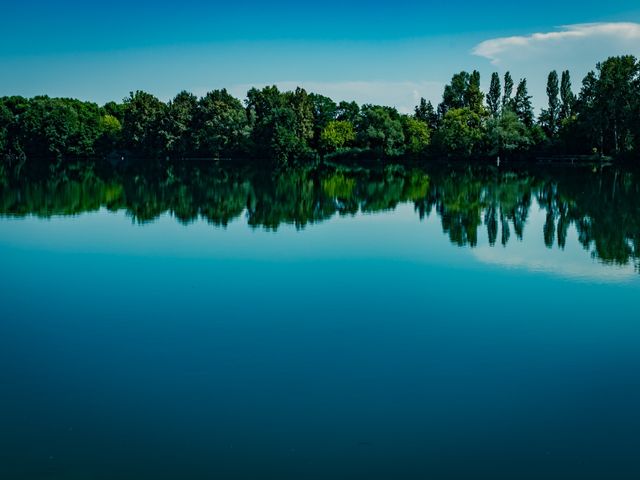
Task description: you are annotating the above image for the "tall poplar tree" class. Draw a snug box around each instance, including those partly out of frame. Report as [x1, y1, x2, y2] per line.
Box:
[487, 72, 501, 117]
[559, 70, 575, 121]
[503, 72, 514, 111]
[513, 79, 534, 127]
[540, 71, 560, 136]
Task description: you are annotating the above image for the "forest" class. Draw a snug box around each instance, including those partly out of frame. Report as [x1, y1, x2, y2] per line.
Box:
[1, 55, 639, 167]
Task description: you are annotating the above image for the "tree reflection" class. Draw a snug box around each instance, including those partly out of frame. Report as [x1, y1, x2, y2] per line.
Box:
[1, 161, 638, 271]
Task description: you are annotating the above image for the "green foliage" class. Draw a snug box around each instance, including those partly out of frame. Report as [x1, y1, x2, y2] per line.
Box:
[487, 109, 533, 157]
[573, 56, 640, 155]
[320, 120, 356, 151]
[4, 55, 640, 164]
[539, 71, 560, 137]
[414, 98, 438, 131]
[194, 89, 249, 158]
[559, 70, 575, 121]
[0, 101, 12, 155]
[465, 71, 485, 114]
[441, 72, 470, 113]
[440, 70, 485, 116]
[161, 91, 198, 156]
[13, 96, 104, 159]
[309, 93, 337, 146]
[336, 101, 360, 124]
[502, 72, 514, 111]
[487, 73, 501, 117]
[122, 91, 167, 158]
[436, 108, 485, 157]
[246, 85, 315, 165]
[357, 105, 405, 156]
[401, 116, 430, 155]
[512, 79, 534, 127]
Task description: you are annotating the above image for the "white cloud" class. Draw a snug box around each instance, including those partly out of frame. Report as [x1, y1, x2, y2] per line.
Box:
[472, 22, 640, 65]
[222, 80, 444, 114]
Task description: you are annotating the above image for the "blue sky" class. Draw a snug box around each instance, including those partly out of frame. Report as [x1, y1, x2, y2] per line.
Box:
[2, 1, 640, 111]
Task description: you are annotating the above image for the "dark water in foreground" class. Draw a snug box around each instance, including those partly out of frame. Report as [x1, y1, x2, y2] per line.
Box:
[1, 163, 639, 479]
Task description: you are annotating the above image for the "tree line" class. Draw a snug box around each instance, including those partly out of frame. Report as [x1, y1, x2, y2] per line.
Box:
[1, 55, 639, 166]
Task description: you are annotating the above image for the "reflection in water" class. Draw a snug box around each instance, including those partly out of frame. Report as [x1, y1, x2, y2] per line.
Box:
[1, 161, 639, 272]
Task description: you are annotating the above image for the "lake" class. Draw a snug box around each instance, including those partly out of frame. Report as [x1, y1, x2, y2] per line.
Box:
[1, 162, 639, 479]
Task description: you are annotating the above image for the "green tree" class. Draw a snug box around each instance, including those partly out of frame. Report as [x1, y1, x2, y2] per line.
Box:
[487, 109, 532, 158]
[414, 98, 439, 131]
[194, 89, 250, 158]
[320, 120, 356, 151]
[574, 56, 640, 155]
[309, 93, 337, 146]
[503, 72, 514, 111]
[513, 79, 534, 127]
[465, 70, 485, 114]
[401, 116, 430, 154]
[336, 101, 360, 124]
[596, 56, 639, 154]
[440, 72, 470, 113]
[246, 86, 314, 165]
[122, 91, 167, 158]
[436, 108, 485, 157]
[357, 105, 405, 156]
[16, 96, 103, 159]
[539, 71, 560, 137]
[559, 70, 575, 121]
[487, 72, 502, 117]
[96, 114, 122, 154]
[0, 101, 12, 155]
[161, 91, 198, 156]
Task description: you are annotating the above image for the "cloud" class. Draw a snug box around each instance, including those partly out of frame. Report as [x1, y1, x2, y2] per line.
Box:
[222, 80, 444, 114]
[472, 22, 640, 65]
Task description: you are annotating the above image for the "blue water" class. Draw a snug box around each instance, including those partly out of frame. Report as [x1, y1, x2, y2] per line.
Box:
[1, 182, 640, 478]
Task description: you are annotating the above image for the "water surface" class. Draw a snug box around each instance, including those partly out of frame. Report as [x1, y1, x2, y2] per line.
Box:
[1, 163, 639, 479]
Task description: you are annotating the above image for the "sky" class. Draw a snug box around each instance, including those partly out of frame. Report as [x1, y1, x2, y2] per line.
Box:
[2, 1, 640, 112]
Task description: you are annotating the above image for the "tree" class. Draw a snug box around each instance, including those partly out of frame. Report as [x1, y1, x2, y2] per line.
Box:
[285, 87, 315, 145]
[487, 109, 532, 158]
[414, 98, 439, 131]
[539, 71, 560, 137]
[246, 86, 314, 165]
[15, 96, 104, 159]
[161, 91, 198, 156]
[574, 56, 640, 155]
[513, 79, 534, 127]
[0, 101, 12, 155]
[503, 72, 514, 111]
[487, 72, 501, 117]
[401, 116, 430, 155]
[195, 89, 250, 158]
[465, 70, 485, 114]
[122, 91, 167, 158]
[440, 72, 470, 114]
[96, 114, 122, 154]
[595, 56, 639, 154]
[336, 101, 360, 124]
[436, 108, 485, 157]
[357, 105, 405, 156]
[309, 93, 337, 145]
[440, 71, 485, 116]
[559, 70, 575, 121]
[320, 120, 356, 151]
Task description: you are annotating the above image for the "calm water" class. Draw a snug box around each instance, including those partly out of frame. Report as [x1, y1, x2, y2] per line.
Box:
[1, 163, 639, 479]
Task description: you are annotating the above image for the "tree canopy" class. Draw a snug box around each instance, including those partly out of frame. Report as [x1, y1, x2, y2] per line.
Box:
[2, 55, 640, 166]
